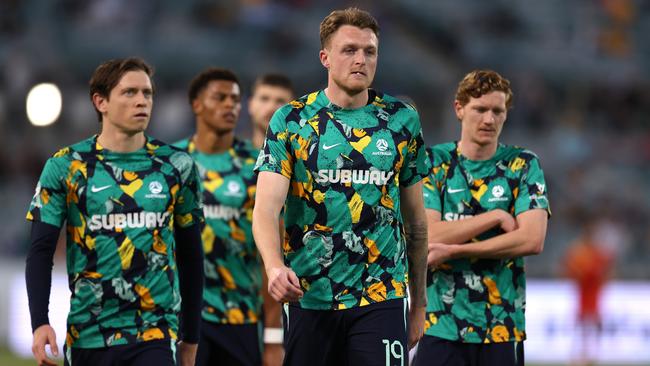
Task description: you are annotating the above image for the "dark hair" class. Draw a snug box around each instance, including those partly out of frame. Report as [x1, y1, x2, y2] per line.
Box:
[455, 69, 514, 109]
[319, 7, 379, 49]
[251, 73, 294, 96]
[89, 57, 154, 122]
[187, 67, 240, 104]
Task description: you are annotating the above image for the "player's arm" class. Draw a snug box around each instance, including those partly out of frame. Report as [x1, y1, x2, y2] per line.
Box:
[428, 209, 547, 267]
[261, 269, 284, 366]
[174, 222, 204, 366]
[26, 221, 61, 366]
[399, 181, 428, 349]
[421, 149, 515, 246]
[261, 218, 285, 365]
[173, 157, 206, 366]
[253, 172, 303, 303]
[426, 208, 516, 244]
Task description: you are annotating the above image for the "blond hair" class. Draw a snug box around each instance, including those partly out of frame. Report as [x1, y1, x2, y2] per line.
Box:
[455, 70, 513, 109]
[319, 7, 379, 49]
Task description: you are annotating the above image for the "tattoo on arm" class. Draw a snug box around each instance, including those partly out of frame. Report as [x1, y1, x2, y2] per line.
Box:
[404, 222, 428, 307]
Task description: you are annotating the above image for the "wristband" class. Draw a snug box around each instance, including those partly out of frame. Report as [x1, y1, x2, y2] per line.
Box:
[264, 327, 283, 344]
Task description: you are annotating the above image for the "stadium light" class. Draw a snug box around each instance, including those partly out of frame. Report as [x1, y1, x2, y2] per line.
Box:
[26, 83, 62, 127]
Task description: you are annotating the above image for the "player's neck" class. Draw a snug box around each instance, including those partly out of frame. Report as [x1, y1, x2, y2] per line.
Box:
[193, 123, 234, 154]
[324, 86, 368, 109]
[252, 122, 266, 149]
[97, 127, 145, 153]
[458, 140, 498, 161]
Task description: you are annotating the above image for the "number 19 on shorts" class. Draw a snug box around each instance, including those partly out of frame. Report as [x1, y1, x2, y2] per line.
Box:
[382, 339, 404, 366]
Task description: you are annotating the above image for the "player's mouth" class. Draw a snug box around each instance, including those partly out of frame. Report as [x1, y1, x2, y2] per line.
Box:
[222, 112, 237, 122]
[134, 112, 149, 119]
[351, 71, 366, 76]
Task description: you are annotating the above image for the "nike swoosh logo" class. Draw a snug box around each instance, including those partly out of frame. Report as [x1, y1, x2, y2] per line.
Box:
[323, 143, 341, 150]
[91, 185, 111, 193]
[447, 188, 466, 194]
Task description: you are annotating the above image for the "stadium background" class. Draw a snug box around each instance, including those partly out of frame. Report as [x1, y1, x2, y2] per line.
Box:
[0, 0, 648, 364]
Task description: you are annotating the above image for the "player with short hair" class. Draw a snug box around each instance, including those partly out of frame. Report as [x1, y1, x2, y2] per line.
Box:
[247, 72, 295, 365]
[253, 7, 430, 365]
[174, 67, 281, 366]
[249, 73, 294, 149]
[413, 70, 550, 366]
[25, 57, 204, 366]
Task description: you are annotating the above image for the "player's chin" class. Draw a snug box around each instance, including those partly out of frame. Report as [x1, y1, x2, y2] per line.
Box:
[122, 122, 148, 135]
[354, 77, 372, 87]
[215, 124, 236, 134]
[344, 83, 371, 95]
[131, 116, 150, 126]
[475, 135, 498, 145]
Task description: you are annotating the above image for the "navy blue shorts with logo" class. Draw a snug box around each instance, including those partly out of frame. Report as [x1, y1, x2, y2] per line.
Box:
[64, 339, 176, 366]
[195, 321, 262, 366]
[282, 298, 409, 366]
[412, 335, 524, 366]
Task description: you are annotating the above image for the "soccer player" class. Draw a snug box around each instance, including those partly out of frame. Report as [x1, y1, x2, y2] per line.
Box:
[247, 73, 294, 364]
[25, 57, 204, 366]
[253, 7, 430, 365]
[413, 70, 550, 366]
[174, 68, 279, 366]
[248, 73, 294, 149]
[563, 219, 613, 365]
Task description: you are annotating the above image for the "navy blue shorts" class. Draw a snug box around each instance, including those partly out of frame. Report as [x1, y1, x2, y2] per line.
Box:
[282, 298, 409, 366]
[412, 335, 524, 366]
[64, 339, 176, 366]
[195, 321, 262, 366]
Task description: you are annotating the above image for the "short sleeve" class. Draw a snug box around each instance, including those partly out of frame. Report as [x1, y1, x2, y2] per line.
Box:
[172, 152, 204, 228]
[422, 147, 443, 211]
[26, 157, 67, 228]
[254, 107, 293, 179]
[513, 152, 551, 217]
[398, 111, 431, 187]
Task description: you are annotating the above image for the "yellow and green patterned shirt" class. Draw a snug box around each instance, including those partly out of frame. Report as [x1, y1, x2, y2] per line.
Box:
[255, 90, 431, 310]
[27, 135, 203, 348]
[174, 138, 262, 325]
[423, 142, 550, 343]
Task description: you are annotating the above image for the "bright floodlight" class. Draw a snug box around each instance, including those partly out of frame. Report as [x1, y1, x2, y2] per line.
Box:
[26, 83, 62, 127]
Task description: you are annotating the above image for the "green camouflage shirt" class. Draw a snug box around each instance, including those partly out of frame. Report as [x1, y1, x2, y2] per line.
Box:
[174, 138, 262, 325]
[27, 135, 203, 348]
[255, 90, 430, 310]
[423, 142, 550, 343]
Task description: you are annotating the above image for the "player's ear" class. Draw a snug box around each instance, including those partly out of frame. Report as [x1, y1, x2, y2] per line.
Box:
[319, 49, 330, 69]
[92, 93, 108, 114]
[191, 98, 202, 114]
[453, 100, 464, 122]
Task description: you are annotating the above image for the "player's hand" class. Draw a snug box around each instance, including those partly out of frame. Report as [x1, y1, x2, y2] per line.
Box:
[495, 209, 517, 232]
[178, 341, 198, 366]
[267, 265, 304, 302]
[407, 305, 426, 349]
[427, 242, 455, 268]
[263, 343, 284, 366]
[32, 324, 59, 366]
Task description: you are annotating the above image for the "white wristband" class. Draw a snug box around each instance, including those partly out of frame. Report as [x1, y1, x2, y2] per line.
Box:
[264, 328, 283, 344]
